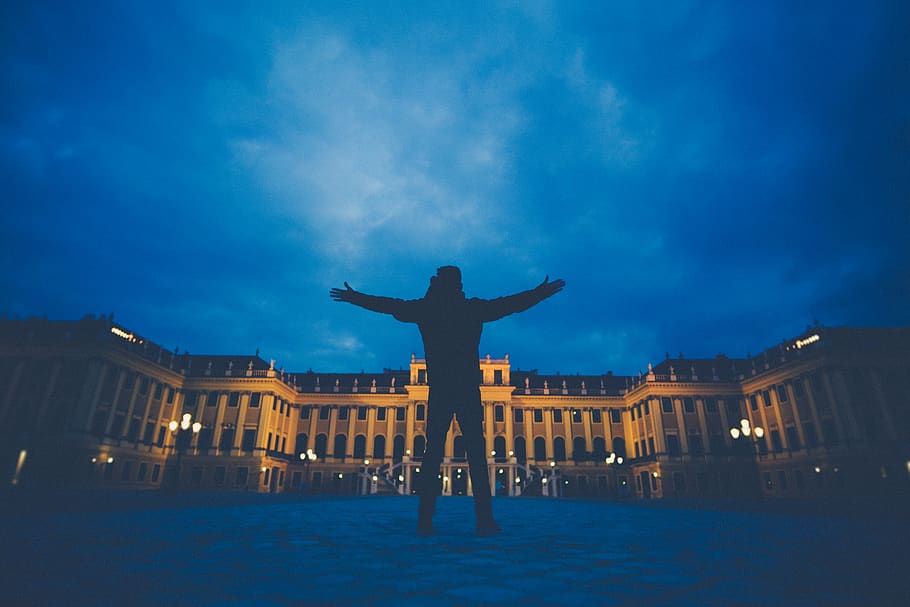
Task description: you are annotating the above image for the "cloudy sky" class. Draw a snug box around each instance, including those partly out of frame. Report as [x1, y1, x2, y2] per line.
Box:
[2, 1, 908, 375]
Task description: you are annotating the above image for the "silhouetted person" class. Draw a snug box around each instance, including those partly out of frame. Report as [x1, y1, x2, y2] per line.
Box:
[331, 266, 565, 535]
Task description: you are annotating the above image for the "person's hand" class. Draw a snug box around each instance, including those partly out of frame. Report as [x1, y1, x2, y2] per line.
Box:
[536, 276, 566, 298]
[330, 282, 357, 303]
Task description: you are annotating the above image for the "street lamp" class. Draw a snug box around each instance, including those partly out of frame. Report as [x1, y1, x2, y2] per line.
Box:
[168, 413, 202, 492]
[299, 448, 317, 490]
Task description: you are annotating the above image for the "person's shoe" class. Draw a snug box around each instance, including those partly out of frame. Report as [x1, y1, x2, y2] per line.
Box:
[476, 519, 500, 537]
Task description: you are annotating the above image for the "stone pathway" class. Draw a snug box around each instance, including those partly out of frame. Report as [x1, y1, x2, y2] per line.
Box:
[2, 493, 908, 606]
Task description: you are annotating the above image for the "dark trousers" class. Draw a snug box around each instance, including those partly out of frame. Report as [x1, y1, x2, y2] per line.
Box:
[418, 388, 493, 521]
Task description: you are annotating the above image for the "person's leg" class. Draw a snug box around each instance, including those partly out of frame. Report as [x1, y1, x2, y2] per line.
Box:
[458, 394, 499, 535]
[417, 395, 452, 535]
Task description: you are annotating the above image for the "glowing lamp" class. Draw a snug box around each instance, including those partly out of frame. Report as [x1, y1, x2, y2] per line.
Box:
[730, 427, 741, 439]
[169, 421, 179, 432]
[754, 427, 765, 438]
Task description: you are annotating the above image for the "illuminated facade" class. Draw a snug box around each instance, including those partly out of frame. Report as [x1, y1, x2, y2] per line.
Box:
[2, 316, 908, 499]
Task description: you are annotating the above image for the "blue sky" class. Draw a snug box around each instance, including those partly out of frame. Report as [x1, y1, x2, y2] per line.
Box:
[2, 1, 908, 375]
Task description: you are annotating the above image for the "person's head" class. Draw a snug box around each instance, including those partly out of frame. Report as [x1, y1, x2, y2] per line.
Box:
[429, 265, 463, 294]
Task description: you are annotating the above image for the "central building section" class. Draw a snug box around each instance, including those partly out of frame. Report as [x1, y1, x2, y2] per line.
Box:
[295, 353, 627, 497]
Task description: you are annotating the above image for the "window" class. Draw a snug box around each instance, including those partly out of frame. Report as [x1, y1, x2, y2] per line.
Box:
[263, 469, 270, 486]
[793, 379, 806, 399]
[494, 369, 503, 385]
[749, 395, 758, 411]
[494, 405, 504, 422]
[396, 407, 406, 421]
[683, 398, 695, 414]
[267, 432, 273, 451]
[184, 392, 198, 408]
[777, 385, 789, 402]
[315, 434, 328, 458]
[214, 466, 226, 485]
[763, 390, 773, 407]
[272, 398, 277, 411]
[413, 435, 425, 457]
[514, 408, 524, 423]
[153, 383, 163, 400]
[418, 369, 427, 384]
[534, 437, 547, 460]
[334, 434, 347, 458]
[572, 410, 582, 424]
[300, 406, 310, 419]
[157, 426, 166, 447]
[648, 437, 655, 455]
[634, 442, 640, 458]
[553, 409, 563, 423]
[377, 407, 386, 421]
[219, 428, 235, 453]
[143, 422, 155, 444]
[235, 467, 249, 486]
[643, 401, 650, 416]
[241, 429, 256, 452]
[514, 436, 527, 462]
[415, 404, 425, 421]
[778, 470, 788, 491]
[373, 435, 386, 459]
[661, 397, 674, 413]
[338, 407, 349, 421]
[320, 406, 331, 420]
[610, 409, 622, 424]
[151, 464, 161, 482]
[665, 434, 681, 456]
[127, 418, 141, 441]
[198, 428, 213, 451]
[591, 409, 602, 423]
[689, 433, 704, 455]
[353, 435, 366, 459]
[803, 421, 818, 447]
[705, 398, 718, 413]
[120, 461, 132, 482]
[785, 426, 800, 450]
[228, 392, 239, 407]
[207, 392, 219, 407]
[137, 463, 148, 482]
[249, 393, 261, 408]
[533, 409, 543, 423]
[279, 401, 285, 415]
[357, 406, 367, 421]
[553, 437, 566, 461]
[770, 429, 783, 452]
[139, 376, 150, 394]
[166, 388, 174, 403]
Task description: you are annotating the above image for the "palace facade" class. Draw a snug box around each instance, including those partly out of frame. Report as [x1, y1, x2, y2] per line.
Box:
[2, 316, 908, 499]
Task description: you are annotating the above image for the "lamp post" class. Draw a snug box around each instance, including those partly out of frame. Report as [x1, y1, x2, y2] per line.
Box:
[168, 413, 202, 492]
[730, 418, 765, 496]
[299, 448, 317, 491]
[605, 451, 625, 497]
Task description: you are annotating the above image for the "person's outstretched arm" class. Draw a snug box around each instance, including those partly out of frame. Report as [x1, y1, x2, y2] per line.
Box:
[477, 276, 566, 322]
[330, 282, 419, 319]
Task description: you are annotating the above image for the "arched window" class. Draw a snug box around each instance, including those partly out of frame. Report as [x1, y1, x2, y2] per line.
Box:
[416, 404, 426, 421]
[315, 433, 328, 458]
[353, 434, 366, 459]
[493, 435, 506, 458]
[514, 436, 527, 463]
[534, 436, 547, 461]
[295, 433, 308, 455]
[592, 436, 606, 459]
[613, 437, 626, 458]
[373, 435, 386, 459]
[333, 434, 347, 459]
[554, 437, 567, 461]
[393, 435, 405, 461]
[414, 435, 426, 458]
[572, 436, 587, 461]
[453, 435, 466, 460]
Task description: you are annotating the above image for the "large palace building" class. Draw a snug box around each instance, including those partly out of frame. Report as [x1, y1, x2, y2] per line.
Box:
[1, 316, 908, 499]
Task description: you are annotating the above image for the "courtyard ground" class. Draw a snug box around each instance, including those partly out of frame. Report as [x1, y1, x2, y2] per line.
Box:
[1, 490, 908, 606]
